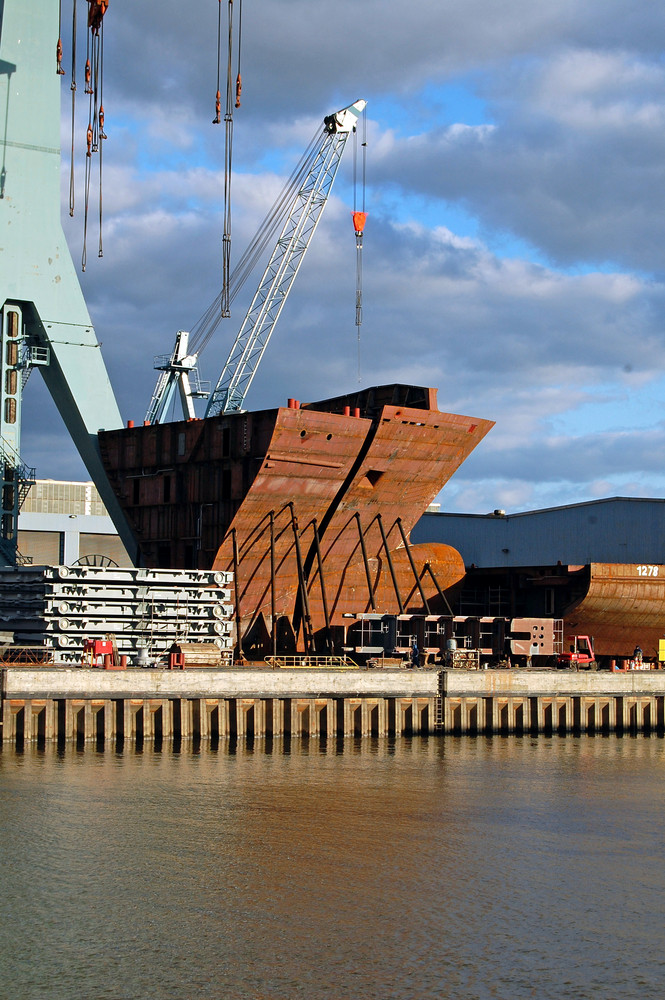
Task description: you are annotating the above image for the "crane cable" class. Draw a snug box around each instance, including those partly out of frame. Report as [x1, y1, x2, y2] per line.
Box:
[82, 11, 92, 269]
[81, 0, 107, 271]
[68, 0, 77, 218]
[235, 0, 243, 108]
[222, 0, 234, 316]
[97, 22, 106, 260]
[214, 0, 243, 317]
[352, 106, 367, 381]
[188, 125, 322, 358]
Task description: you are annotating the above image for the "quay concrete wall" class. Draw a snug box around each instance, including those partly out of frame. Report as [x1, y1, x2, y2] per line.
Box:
[440, 669, 665, 737]
[442, 669, 665, 698]
[2, 667, 665, 744]
[1, 667, 437, 701]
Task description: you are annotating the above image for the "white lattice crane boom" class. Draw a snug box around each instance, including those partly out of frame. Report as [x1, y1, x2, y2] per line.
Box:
[145, 99, 365, 423]
[204, 99, 366, 416]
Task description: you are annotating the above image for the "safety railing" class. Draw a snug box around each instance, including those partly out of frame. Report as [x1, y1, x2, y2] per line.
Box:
[264, 655, 359, 670]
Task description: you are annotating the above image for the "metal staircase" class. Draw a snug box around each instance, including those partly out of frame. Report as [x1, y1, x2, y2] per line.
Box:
[0, 436, 36, 566]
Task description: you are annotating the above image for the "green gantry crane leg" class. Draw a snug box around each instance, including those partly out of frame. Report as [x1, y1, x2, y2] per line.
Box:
[0, 0, 137, 564]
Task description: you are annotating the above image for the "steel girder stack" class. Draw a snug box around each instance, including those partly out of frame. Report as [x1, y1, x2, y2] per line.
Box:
[0, 565, 233, 663]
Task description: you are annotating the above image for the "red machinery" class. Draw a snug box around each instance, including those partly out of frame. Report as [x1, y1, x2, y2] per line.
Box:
[82, 638, 125, 669]
[558, 635, 597, 670]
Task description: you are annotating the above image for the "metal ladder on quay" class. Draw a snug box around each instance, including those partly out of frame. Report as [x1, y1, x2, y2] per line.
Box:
[434, 670, 445, 732]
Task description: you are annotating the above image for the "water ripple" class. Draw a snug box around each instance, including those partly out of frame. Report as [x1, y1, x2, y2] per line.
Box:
[1, 736, 664, 998]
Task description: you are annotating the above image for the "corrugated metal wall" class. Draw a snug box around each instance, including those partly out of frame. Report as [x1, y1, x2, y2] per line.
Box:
[412, 498, 665, 568]
[78, 533, 131, 566]
[18, 530, 61, 564]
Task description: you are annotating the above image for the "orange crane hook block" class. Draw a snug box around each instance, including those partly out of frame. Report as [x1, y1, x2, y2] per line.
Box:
[87, 0, 109, 34]
[56, 37, 65, 75]
[352, 211, 367, 236]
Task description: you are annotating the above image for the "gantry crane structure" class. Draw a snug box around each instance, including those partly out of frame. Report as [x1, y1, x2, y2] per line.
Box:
[0, 0, 137, 564]
[146, 99, 366, 423]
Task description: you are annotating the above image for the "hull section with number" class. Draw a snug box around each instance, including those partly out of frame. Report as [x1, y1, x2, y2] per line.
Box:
[562, 562, 665, 657]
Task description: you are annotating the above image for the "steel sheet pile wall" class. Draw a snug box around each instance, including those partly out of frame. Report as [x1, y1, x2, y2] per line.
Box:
[0, 566, 233, 663]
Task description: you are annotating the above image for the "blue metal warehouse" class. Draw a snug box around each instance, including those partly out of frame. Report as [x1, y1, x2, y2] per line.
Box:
[412, 498, 665, 568]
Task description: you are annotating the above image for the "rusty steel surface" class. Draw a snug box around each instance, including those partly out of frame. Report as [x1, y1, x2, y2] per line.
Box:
[508, 618, 561, 657]
[563, 562, 665, 657]
[99, 384, 493, 646]
[0, 646, 55, 665]
[212, 400, 491, 639]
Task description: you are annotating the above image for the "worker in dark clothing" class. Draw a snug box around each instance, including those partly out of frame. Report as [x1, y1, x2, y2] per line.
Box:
[410, 641, 419, 668]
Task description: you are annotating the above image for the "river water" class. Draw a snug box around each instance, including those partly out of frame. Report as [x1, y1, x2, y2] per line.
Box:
[1, 735, 664, 1000]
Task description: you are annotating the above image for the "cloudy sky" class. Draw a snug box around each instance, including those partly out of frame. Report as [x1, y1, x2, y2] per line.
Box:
[23, 0, 665, 514]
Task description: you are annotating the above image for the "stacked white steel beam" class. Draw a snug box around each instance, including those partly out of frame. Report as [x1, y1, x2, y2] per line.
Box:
[0, 565, 233, 663]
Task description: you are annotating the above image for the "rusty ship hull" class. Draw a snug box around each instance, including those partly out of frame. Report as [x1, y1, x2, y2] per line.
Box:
[99, 384, 493, 649]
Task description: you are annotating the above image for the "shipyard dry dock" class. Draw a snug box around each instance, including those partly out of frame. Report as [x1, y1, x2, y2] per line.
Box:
[2, 667, 665, 744]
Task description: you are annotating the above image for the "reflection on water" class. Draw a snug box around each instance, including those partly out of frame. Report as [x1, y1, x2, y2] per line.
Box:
[1, 736, 664, 999]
